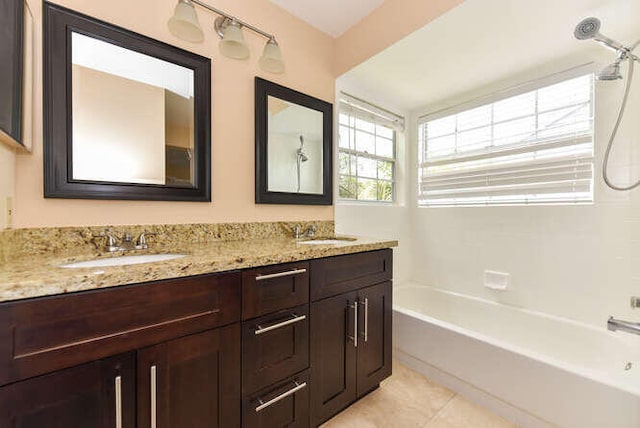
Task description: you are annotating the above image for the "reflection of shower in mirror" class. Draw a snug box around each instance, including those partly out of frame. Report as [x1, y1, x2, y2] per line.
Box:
[296, 134, 308, 192]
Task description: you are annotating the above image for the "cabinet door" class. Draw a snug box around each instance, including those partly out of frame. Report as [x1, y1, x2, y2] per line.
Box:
[357, 281, 393, 397]
[137, 325, 241, 428]
[310, 291, 358, 426]
[0, 352, 135, 428]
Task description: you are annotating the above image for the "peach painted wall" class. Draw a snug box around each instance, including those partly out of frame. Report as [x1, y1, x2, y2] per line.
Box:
[13, 0, 335, 227]
[334, 0, 465, 76]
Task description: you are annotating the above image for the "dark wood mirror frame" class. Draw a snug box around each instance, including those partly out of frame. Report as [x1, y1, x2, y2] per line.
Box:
[255, 77, 333, 205]
[0, 0, 24, 146]
[43, 2, 211, 201]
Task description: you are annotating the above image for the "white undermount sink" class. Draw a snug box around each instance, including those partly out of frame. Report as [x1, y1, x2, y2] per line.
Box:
[60, 254, 186, 268]
[298, 237, 357, 245]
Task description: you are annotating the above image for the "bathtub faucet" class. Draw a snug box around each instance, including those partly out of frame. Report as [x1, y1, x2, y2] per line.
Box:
[607, 316, 640, 336]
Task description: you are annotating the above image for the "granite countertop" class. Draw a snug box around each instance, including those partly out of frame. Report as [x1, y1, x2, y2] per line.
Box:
[0, 235, 397, 303]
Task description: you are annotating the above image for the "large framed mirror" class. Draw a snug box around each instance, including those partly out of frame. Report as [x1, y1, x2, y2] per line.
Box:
[43, 3, 211, 201]
[255, 77, 333, 205]
[0, 0, 24, 147]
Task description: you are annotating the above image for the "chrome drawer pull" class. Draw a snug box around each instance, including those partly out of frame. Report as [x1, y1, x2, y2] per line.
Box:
[347, 301, 358, 348]
[115, 375, 122, 428]
[362, 297, 369, 342]
[151, 365, 157, 428]
[255, 314, 306, 335]
[255, 381, 307, 412]
[255, 268, 307, 281]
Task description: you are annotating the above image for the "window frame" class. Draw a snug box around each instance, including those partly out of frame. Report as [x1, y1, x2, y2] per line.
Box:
[338, 99, 400, 204]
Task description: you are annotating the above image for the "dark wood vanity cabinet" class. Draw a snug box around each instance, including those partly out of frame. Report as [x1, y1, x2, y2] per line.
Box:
[0, 329, 242, 428]
[309, 251, 393, 427]
[0, 272, 242, 428]
[0, 249, 393, 428]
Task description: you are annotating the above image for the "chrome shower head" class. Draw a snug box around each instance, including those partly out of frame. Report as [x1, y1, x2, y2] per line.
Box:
[574, 17, 601, 40]
[597, 61, 623, 81]
[574, 17, 625, 51]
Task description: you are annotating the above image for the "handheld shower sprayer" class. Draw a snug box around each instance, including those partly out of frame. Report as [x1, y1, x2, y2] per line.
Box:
[297, 135, 308, 162]
[574, 17, 626, 52]
[573, 17, 640, 191]
[296, 135, 308, 192]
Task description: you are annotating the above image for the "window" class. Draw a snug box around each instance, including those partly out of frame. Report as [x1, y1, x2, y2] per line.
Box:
[418, 73, 594, 206]
[338, 94, 403, 202]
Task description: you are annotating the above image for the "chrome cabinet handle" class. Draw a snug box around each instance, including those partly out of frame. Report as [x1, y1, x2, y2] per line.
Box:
[347, 301, 358, 348]
[255, 381, 307, 412]
[255, 314, 306, 335]
[115, 375, 122, 428]
[151, 365, 157, 428]
[361, 297, 369, 342]
[255, 268, 307, 281]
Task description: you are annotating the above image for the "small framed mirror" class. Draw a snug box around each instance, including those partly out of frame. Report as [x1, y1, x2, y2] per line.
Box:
[43, 3, 211, 201]
[255, 77, 333, 205]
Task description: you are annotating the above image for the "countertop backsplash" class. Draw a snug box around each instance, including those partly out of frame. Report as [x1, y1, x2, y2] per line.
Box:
[0, 220, 335, 262]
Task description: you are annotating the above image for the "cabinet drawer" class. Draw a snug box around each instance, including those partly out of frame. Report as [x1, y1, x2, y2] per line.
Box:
[242, 305, 309, 395]
[310, 249, 392, 301]
[0, 272, 241, 386]
[242, 370, 309, 428]
[242, 261, 309, 320]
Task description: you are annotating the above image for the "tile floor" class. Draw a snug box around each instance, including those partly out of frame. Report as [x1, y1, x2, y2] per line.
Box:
[321, 361, 516, 428]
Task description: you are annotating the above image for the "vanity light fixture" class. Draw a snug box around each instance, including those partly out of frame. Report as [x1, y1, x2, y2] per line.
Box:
[168, 0, 284, 73]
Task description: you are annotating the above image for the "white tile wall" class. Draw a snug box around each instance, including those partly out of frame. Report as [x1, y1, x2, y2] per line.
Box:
[337, 55, 640, 328]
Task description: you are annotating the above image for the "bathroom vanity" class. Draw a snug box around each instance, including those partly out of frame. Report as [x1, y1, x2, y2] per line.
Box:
[0, 247, 393, 427]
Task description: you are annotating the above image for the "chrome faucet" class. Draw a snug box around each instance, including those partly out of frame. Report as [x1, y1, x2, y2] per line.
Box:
[95, 231, 121, 252]
[136, 232, 155, 249]
[120, 232, 137, 251]
[95, 231, 155, 252]
[608, 316, 640, 336]
[294, 225, 317, 239]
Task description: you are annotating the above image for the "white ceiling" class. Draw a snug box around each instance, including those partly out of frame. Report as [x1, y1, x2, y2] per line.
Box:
[269, 0, 384, 37]
[340, 0, 640, 112]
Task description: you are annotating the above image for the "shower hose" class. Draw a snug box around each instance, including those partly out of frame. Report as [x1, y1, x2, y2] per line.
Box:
[602, 49, 639, 191]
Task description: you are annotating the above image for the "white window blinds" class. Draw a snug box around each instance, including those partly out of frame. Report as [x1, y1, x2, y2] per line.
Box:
[418, 74, 594, 206]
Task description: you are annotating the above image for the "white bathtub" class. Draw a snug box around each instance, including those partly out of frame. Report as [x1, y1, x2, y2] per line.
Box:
[393, 283, 640, 428]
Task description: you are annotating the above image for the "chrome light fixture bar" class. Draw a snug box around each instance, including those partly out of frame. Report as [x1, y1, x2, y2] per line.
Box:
[168, 0, 284, 73]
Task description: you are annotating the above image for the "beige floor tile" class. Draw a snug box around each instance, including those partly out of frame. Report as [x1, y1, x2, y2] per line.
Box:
[321, 361, 455, 428]
[423, 395, 516, 428]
